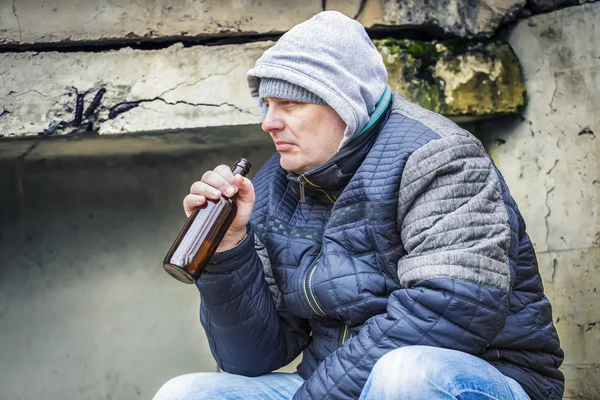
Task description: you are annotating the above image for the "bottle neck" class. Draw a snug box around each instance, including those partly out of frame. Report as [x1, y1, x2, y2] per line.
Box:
[231, 158, 251, 177]
[231, 165, 248, 177]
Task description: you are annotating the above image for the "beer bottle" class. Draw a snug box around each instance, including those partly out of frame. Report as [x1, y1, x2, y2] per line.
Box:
[163, 158, 251, 284]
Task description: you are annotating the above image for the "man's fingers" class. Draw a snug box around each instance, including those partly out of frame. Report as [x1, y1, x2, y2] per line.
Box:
[214, 164, 235, 182]
[233, 175, 255, 204]
[201, 170, 237, 197]
[190, 180, 223, 200]
[183, 194, 206, 217]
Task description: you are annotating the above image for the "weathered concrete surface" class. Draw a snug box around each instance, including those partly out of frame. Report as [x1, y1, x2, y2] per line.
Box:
[466, 3, 599, 397]
[528, 0, 596, 12]
[0, 124, 273, 161]
[381, 0, 525, 37]
[0, 42, 269, 137]
[0, 0, 322, 45]
[538, 248, 600, 399]
[0, 38, 524, 138]
[375, 39, 525, 117]
[0, 125, 278, 399]
[0, 0, 526, 46]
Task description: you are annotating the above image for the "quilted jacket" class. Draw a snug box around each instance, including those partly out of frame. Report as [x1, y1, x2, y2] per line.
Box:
[196, 94, 565, 399]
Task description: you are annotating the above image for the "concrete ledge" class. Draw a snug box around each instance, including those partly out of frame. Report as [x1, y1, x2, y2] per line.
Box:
[0, 38, 525, 139]
[0, 0, 525, 46]
[0, 42, 270, 137]
[0, 124, 270, 161]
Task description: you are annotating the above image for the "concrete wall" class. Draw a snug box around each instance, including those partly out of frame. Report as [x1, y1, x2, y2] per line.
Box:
[0, 1, 598, 399]
[467, 3, 600, 398]
[0, 127, 276, 399]
[0, 42, 268, 136]
[0, 39, 522, 138]
[0, 0, 522, 45]
[0, 0, 528, 139]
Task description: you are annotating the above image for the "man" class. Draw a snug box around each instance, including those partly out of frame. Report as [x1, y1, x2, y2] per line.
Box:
[155, 11, 563, 400]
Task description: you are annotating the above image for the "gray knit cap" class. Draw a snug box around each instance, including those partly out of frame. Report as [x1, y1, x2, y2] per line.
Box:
[258, 77, 326, 105]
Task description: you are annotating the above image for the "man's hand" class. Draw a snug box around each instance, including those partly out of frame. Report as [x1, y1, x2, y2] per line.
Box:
[183, 165, 255, 251]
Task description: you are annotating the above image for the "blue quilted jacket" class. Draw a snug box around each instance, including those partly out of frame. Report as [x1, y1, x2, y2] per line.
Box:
[196, 94, 564, 399]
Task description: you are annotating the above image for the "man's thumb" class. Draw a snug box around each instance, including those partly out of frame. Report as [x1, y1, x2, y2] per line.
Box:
[235, 175, 255, 203]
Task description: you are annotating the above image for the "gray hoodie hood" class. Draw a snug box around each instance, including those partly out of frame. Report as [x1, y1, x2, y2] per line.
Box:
[246, 11, 389, 150]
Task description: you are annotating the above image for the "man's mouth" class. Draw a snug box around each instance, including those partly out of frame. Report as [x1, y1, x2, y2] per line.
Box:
[273, 141, 294, 151]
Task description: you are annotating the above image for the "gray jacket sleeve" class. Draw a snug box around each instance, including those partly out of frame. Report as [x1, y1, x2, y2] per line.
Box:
[197, 223, 311, 376]
[294, 134, 513, 399]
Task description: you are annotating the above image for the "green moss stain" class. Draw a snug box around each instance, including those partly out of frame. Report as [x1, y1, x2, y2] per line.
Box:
[373, 38, 525, 118]
[375, 39, 445, 114]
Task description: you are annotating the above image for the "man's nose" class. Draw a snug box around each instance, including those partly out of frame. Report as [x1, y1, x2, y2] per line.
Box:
[261, 107, 285, 134]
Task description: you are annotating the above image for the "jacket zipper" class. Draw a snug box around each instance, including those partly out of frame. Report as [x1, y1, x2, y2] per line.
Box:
[303, 258, 326, 316]
[341, 325, 353, 345]
[298, 175, 337, 204]
[298, 179, 306, 203]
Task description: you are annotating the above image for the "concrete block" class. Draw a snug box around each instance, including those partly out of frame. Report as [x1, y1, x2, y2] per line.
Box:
[1, 37, 527, 139]
[507, 2, 600, 80]
[0, 42, 269, 137]
[0, 0, 323, 45]
[381, 0, 525, 37]
[464, 4, 600, 397]
[478, 2, 600, 253]
[538, 248, 600, 399]
[0, 0, 527, 46]
[538, 248, 600, 366]
[561, 364, 600, 399]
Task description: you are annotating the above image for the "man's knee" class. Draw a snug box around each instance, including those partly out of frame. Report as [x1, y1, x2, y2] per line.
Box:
[369, 346, 442, 394]
[367, 346, 518, 399]
[153, 372, 222, 400]
[369, 345, 493, 396]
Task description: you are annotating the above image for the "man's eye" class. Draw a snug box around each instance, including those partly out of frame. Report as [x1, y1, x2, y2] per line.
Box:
[282, 101, 297, 106]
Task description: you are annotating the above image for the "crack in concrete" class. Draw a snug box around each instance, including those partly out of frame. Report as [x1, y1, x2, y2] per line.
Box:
[152, 97, 257, 116]
[546, 159, 559, 175]
[354, 0, 368, 20]
[551, 257, 557, 283]
[538, 246, 595, 255]
[544, 184, 555, 250]
[12, 0, 22, 42]
[535, 151, 559, 251]
[155, 67, 240, 99]
[155, 82, 188, 99]
[108, 93, 259, 121]
[549, 73, 558, 113]
[2, 89, 49, 99]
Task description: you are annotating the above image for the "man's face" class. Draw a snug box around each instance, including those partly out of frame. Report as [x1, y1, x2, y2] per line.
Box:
[261, 98, 346, 174]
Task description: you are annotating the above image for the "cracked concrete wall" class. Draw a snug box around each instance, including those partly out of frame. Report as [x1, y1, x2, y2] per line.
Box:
[0, 38, 525, 138]
[466, 3, 600, 398]
[0, 0, 526, 45]
[0, 1, 598, 399]
[0, 126, 277, 400]
[0, 0, 323, 44]
[0, 42, 268, 137]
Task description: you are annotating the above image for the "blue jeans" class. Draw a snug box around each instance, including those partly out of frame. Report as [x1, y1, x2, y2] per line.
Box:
[153, 346, 530, 399]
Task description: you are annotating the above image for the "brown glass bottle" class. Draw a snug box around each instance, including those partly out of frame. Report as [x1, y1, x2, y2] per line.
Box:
[163, 158, 251, 284]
